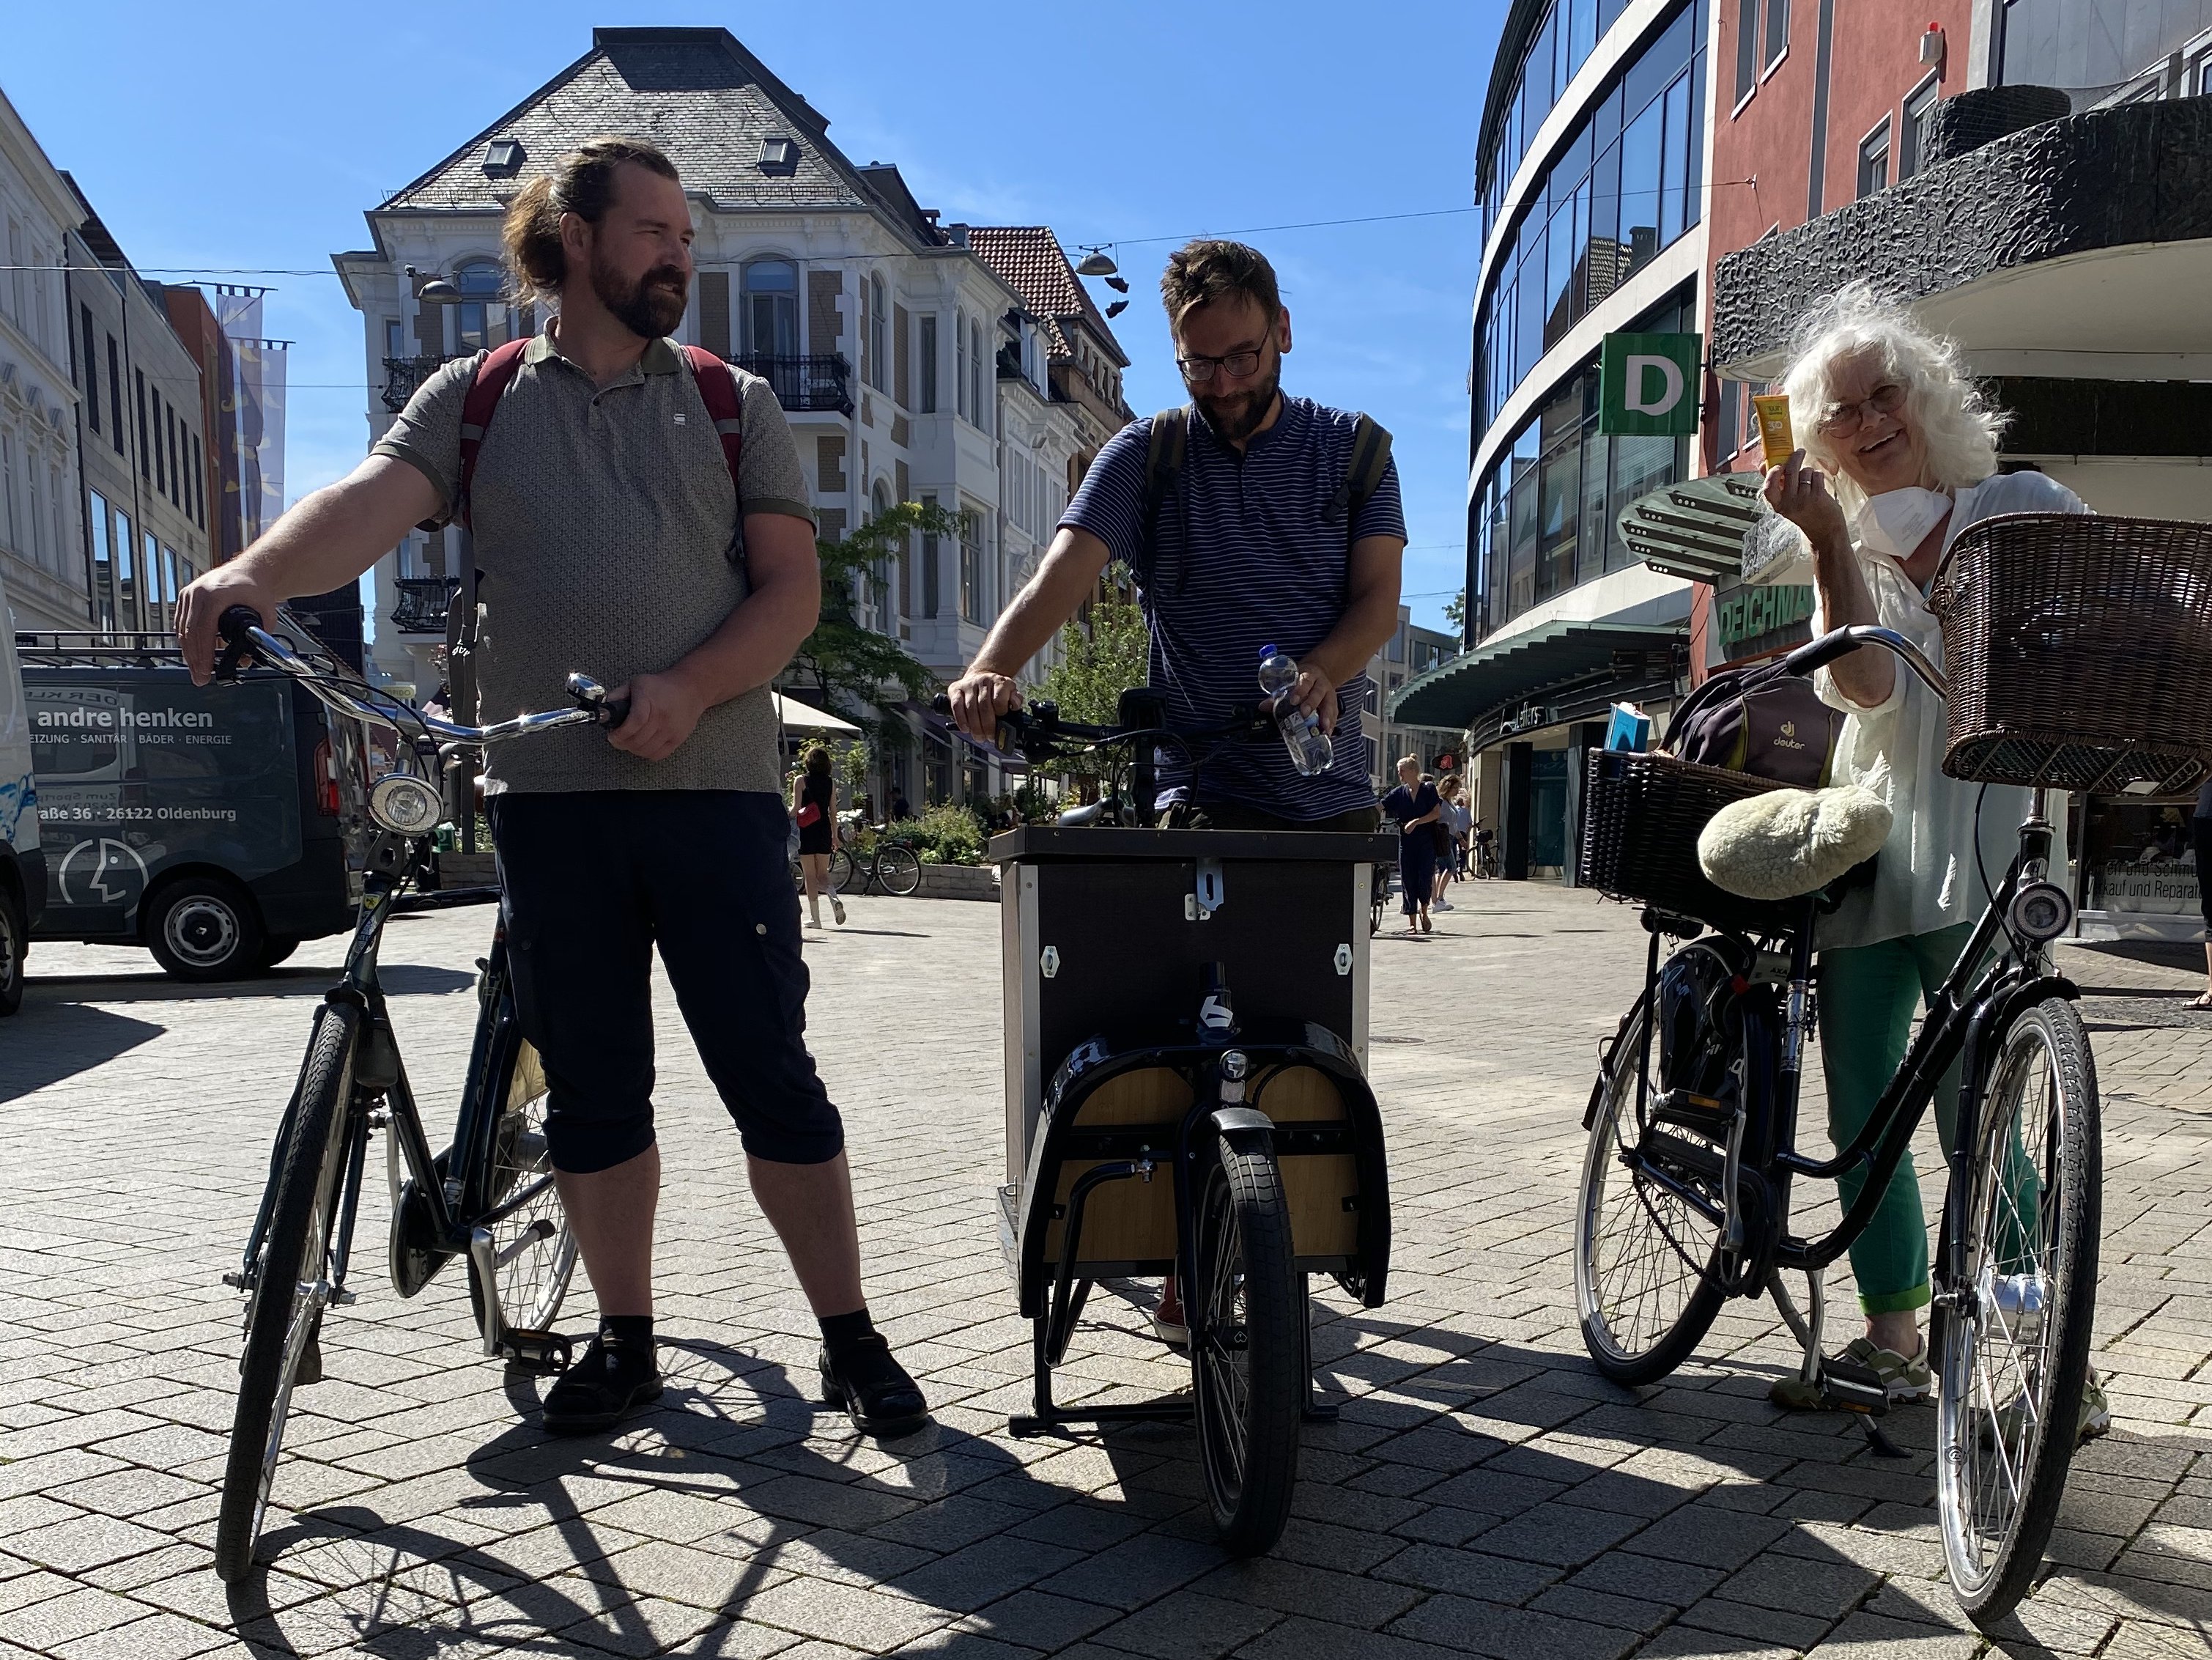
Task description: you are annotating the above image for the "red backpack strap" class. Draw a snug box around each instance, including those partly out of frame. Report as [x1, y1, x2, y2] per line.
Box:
[419, 337, 531, 534]
[681, 344, 746, 493]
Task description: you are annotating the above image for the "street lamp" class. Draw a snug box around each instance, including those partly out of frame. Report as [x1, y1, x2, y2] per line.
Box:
[1073, 246, 1118, 278]
[404, 268, 476, 854]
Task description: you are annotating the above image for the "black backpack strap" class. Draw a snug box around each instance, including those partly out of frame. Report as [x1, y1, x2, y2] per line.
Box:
[1140, 406, 1189, 548]
[1323, 414, 1393, 528]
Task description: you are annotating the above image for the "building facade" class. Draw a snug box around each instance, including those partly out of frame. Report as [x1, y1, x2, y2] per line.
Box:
[0, 88, 87, 632]
[1395, 0, 1715, 879]
[334, 27, 1104, 808]
[63, 181, 213, 638]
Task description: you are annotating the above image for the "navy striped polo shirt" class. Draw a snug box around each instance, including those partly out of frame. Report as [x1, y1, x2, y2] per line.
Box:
[1060, 395, 1406, 821]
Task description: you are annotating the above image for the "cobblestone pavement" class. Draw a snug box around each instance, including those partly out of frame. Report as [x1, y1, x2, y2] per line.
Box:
[4, 879, 2212, 1659]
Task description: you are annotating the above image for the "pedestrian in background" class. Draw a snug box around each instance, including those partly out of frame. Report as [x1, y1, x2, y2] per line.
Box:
[793, 744, 843, 928]
[1383, 756, 1440, 934]
[1433, 775, 1470, 911]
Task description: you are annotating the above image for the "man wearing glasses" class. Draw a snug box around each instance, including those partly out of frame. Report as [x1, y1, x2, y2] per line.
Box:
[947, 239, 1405, 830]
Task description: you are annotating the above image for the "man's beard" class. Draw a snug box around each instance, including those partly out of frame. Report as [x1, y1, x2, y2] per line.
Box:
[591, 251, 689, 339]
[1197, 364, 1281, 443]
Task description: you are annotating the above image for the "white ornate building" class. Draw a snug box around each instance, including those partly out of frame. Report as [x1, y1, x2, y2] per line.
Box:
[0, 86, 88, 632]
[332, 26, 1111, 805]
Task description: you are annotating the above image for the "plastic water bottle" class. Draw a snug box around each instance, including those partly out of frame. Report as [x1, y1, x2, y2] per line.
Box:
[1257, 644, 1334, 777]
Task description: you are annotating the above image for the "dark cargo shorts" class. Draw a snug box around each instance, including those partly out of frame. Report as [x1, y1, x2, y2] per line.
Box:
[488, 789, 844, 1173]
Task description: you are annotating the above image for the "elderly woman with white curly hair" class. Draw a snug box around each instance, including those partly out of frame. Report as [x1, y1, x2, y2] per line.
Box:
[1759, 282, 2106, 1438]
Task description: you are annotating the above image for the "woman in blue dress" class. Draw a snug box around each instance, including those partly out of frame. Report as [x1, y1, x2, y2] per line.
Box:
[1381, 756, 1440, 935]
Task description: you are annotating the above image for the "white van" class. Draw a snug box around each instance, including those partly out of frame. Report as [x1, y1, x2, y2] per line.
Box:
[0, 571, 43, 1014]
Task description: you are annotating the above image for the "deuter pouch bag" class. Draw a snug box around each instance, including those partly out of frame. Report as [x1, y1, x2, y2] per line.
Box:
[1668, 671, 1840, 788]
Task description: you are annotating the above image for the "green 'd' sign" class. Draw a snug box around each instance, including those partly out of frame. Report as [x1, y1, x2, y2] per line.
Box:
[1599, 331, 1703, 437]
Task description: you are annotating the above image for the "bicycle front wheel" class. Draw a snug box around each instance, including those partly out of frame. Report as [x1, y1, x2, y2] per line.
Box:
[1574, 996, 1727, 1384]
[877, 844, 922, 896]
[1191, 1136, 1303, 1557]
[215, 1001, 360, 1582]
[826, 847, 857, 894]
[1936, 996, 2101, 1622]
[467, 1033, 577, 1342]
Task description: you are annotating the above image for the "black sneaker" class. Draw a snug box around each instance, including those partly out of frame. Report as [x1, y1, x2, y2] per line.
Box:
[818, 1337, 929, 1437]
[540, 1334, 662, 1434]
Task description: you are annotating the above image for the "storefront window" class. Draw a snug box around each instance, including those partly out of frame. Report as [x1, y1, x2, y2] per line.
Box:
[1475, 0, 1708, 437]
[2076, 797, 2201, 925]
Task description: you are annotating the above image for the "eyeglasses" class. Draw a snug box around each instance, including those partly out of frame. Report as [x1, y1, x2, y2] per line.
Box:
[1816, 380, 1907, 437]
[1176, 345, 1267, 385]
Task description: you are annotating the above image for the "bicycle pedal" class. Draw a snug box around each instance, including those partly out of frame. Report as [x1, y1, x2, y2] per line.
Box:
[1816, 1355, 1890, 1417]
[500, 1327, 573, 1376]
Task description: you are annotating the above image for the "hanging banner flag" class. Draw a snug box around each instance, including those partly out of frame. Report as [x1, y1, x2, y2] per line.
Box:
[1599, 331, 1703, 436]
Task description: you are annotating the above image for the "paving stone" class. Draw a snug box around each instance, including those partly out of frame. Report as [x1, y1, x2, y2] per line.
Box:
[1386, 1594, 1640, 1660]
[1087, 1588, 1280, 1659]
[957, 1589, 1121, 1650]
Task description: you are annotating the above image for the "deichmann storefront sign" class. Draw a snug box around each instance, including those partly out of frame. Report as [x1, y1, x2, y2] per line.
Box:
[1716, 584, 1816, 650]
[1599, 332, 1702, 436]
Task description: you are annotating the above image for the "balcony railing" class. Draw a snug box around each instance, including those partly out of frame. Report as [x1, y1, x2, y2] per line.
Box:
[731, 353, 854, 415]
[382, 355, 452, 414]
[391, 576, 459, 637]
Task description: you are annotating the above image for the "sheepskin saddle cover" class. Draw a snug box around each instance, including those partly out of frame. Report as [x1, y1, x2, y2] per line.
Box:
[1697, 785, 1893, 901]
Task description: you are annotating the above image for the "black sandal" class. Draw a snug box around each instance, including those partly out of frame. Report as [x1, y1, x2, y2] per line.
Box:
[818, 1336, 929, 1437]
[540, 1335, 663, 1434]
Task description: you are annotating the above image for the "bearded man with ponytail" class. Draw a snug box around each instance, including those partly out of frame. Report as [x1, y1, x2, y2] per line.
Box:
[177, 136, 929, 1440]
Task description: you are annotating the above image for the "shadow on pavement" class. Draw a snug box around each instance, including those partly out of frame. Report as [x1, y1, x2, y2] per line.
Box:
[0, 999, 164, 1093]
[23, 962, 477, 1001]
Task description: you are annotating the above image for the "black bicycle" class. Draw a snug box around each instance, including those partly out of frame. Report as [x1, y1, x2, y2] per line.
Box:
[842, 825, 924, 896]
[208, 607, 625, 1582]
[1574, 624, 2098, 1621]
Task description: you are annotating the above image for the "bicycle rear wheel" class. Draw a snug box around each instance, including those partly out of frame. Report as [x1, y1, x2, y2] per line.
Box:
[826, 848, 857, 893]
[1936, 996, 2101, 1622]
[1574, 996, 1728, 1384]
[467, 1033, 577, 1342]
[877, 844, 922, 896]
[215, 1001, 360, 1582]
[1191, 1136, 1303, 1557]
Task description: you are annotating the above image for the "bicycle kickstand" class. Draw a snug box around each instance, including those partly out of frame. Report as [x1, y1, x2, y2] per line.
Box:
[1770, 1266, 1824, 1392]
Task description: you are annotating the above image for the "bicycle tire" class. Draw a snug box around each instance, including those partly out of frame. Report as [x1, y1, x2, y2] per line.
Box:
[215, 1001, 359, 1582]
[466, 1033, 577, 1343]
[1574, 997, 1728, 1384]
[1936, 995, 2101, 1623]
[1191, 1136, 1303, 1556]
[826, 848, 857, 894]
[877, 844, 922, 897]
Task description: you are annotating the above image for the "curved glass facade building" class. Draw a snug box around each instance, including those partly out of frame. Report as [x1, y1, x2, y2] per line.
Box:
[1468, 0, 1709, 641]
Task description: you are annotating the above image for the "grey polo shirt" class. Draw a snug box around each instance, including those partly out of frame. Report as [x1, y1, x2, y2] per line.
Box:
[373, 332, 813, 797]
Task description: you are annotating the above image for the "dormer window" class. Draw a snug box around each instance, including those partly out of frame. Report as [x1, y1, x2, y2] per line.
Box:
[758, 136, 799, 176]
[483, 139, 524, 177]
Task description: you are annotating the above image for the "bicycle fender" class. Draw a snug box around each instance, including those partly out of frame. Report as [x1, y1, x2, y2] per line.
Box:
[1211, 1105, 1274, 1146]
[1585, 989, 1651, 1130]
[1939, 971, 2076, 1291]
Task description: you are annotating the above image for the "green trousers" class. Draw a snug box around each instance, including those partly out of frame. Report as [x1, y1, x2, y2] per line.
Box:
[1815, 923, 1975, 1316]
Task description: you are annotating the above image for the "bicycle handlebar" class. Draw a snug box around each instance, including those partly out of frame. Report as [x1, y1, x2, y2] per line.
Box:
[928, 690, 1270, 764]
[215, 605, 631, 745]
[1755, 624, 1947, 700]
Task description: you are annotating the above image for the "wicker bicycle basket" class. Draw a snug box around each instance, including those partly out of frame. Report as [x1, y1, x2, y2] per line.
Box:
[1578, 749, 1804, 936]
[1930, 514, 2212, 793]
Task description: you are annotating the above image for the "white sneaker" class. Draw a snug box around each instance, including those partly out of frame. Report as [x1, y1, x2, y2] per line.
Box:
[832, 897, 846, 925]
[1435, 900, 1454, 912]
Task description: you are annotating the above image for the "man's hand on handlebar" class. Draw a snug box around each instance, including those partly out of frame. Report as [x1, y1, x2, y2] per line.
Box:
[602, 671, 699, 762]
[178, 565, 280, 686]
[948, 669, 1023, 742]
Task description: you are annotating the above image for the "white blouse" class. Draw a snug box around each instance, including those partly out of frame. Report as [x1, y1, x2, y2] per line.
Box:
[1809, 470, 2090, 951]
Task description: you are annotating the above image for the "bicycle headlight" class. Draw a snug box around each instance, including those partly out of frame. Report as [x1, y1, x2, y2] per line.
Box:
[2008, 881, 2073, 943]
[369, 773, 445, 837]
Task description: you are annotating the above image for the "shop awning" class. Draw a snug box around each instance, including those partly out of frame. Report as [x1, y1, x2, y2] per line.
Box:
[775, 693, 861, 733]
[1619, 473, 1764, 582]
[1388, 620, 1685, 730]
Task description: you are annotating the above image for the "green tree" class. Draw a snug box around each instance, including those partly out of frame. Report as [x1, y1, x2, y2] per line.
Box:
[786, 501, 962, 750]
[1443, 589, 1467, 635]
[1035, 569, 1150, 798]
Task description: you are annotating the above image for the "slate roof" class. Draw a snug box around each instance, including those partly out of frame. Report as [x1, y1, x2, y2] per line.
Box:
[966, 226, 1131, 369]
[374, 28, 948, 250]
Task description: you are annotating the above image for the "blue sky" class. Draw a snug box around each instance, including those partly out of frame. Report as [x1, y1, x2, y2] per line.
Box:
[7, 0, 1505, 633]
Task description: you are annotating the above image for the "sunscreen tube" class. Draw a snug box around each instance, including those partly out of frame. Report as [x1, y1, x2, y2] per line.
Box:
[1751, 394, 1795, 467]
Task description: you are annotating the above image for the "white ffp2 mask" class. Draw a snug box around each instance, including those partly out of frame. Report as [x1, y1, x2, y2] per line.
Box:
[1852, 487, 1951, 560]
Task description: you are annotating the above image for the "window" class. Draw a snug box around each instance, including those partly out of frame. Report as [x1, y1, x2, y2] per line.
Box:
[1858, 119, 1893, 198]
[114, 509, 136, 625]
[869, 274, 888, 392]
[136, 369, 151, 478]
[971, 325, 988, 435]
[145, 533, 162, 627]
[1734, 0, 1759, 101]
[955, 314, 969, 420]
[88, 490, 114, 629]
[384, 318, 404, 361]
[80, 305, 97, 431]
[960, 509, 984, 623]
[744, 259, 799, 358]
[191, 434, 204, 528]
[454, 260, 511, 355]
[1717, 380, 1743, 458]
[1899, 76, 1941, 179]
[1763, 0, 1788, 68]
[106, 338, 124, 456]
[921, 491, 940, 618]
[168, 405, 181, 506]
[918, 314, 937, 413]
[23, 449, 43, 569]
[757, 136, 798, 174]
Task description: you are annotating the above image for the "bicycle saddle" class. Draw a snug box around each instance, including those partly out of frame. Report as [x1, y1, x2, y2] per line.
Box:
[1697, 783, 1892, 901]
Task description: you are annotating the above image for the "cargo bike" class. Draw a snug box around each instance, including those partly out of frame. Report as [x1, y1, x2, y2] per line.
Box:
[950, 692, 1395, 1555]
[1572, 514, 2212, 1621]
